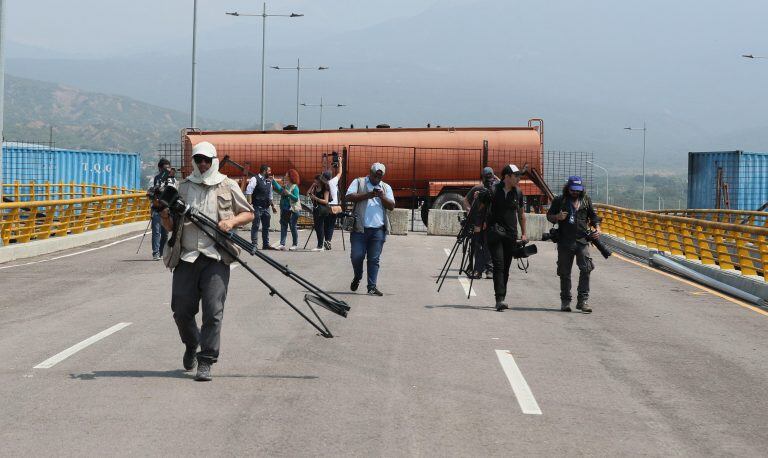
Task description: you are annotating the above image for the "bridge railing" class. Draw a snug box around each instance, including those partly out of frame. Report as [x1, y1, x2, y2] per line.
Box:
[0, 193, 150, 245]
[596, 204, 768, 281]
[2, 181, 136, 202]
[649, 209, 768, 228]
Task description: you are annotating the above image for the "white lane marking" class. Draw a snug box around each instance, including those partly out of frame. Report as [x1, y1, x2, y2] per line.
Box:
[0, 233, 145, 270]
[230, 263, 240, 271]
[34, 323, 132, 369]
[444, 248, 451, 257]
[458, 277, 477, 297]
[494, 350, 542, 415]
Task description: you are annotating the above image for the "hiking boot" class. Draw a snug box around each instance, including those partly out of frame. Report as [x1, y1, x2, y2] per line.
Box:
[183, 346, 197, 371]
[350, 277, 361, 292]
[561, 300, 572, 312]
[577, 300, 592, 314]
[367, 287, 384, 297]
[495, 298, 508, 311]
[195, 360, 212, 381]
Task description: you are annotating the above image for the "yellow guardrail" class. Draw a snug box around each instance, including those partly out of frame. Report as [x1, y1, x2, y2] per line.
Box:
[650, 209, 767, 228]
[596, 204, 768, 281]
[0, 193, 150, 245]
[2, 181, 136, 201]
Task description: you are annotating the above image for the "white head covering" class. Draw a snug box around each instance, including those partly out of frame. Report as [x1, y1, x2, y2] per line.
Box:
[371, 162, 386, 175]
[188, 141, 226, 186]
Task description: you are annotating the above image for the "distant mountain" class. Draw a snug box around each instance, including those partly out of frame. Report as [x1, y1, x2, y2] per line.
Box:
[3, 75, 245, 158]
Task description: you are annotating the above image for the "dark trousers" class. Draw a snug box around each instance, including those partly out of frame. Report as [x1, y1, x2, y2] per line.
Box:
[488, 236, 516, 301]
[470, 232, 491, 274]
[350, 227, 386, 289]
[557, 243, 593, 303]
[151, 210, 168, 257]
[324, 213, 337, 242]
[171, 256, 230, 364]
[313, 209, 327, 248]
[251, 206, 271, 248]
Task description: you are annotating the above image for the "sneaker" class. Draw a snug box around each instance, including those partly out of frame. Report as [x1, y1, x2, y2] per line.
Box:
[495, 301, 508, 312]
[289, 245, 298, 251]
[579, 302, 592, 314]
[153, 254, 161, 261]
[351, 277, 361, 291]
[275, 244, 286, 251]
[311, 247, 324, 252]
[367, 287, 384, 296]
[561, 301, 572, 312]
[484, 271, 493, 279]
[195, 360, 212, 381]
[324, 241, 332, 251]
[183, 346, 197, 371]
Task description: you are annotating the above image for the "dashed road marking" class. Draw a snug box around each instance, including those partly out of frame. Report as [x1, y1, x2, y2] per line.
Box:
[495, 349, 542, 415]
[34, 323, 132, 369]
[458, 277, 477, 297]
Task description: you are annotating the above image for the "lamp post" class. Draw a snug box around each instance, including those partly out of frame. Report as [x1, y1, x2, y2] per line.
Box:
[190, 0, 199, 128]
[271, 59, 329, 128]
[301, 97, 346, 130]
[624, 122, 647, 210]
[586, 161, 608, 204]
[226, 4, 304, 131]
[0, 0, 5, 209]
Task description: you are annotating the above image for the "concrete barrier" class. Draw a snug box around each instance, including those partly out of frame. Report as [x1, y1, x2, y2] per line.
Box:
[389, 209, 409, 235]
[427, 210, 550, 239]
[0, 221, 149, 264]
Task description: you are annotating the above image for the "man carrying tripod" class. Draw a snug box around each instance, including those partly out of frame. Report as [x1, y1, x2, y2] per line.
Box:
[160, 142, 254, 381]
[546, 176, 601, 314]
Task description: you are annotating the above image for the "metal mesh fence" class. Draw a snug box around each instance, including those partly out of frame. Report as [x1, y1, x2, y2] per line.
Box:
[160, 142, 596, 232]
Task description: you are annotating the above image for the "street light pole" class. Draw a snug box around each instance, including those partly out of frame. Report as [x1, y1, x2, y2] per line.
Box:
[227, 5, 304, 131]
[0, 0, 6, 209]
[301, 97, 347, 130]
[190, 0, 198, 128]
[586, 161, 609, 204]
[272, 61, 329, 129]
[624, 123, 647, 210]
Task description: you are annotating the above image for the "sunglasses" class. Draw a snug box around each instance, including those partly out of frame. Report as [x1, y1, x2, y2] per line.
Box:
[193, 155, 213, 164]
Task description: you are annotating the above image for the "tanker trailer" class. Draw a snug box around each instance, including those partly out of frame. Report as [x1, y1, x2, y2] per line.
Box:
[182, 120, 545, 225]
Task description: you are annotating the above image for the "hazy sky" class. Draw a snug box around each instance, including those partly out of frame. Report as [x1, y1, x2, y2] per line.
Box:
[6, 0, 768, 172]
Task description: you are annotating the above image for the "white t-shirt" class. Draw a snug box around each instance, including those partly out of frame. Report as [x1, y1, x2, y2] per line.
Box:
[328, 176, 340, 205]
[346, 177, 394, 229]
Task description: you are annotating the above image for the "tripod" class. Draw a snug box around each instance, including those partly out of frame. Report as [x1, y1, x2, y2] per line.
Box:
[303, 212, 348, 251]
[170, 204, 350, 338]
[436, 197, 484, 298]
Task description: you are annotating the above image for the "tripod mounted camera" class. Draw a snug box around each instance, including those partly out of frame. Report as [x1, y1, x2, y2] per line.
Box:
[158, 186, 349, 338]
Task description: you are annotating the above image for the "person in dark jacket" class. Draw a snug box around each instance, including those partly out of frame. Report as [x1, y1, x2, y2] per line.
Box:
[486, 164, 527, 311]
[547, 176, 601, 313]
[245, 164, 277, 249]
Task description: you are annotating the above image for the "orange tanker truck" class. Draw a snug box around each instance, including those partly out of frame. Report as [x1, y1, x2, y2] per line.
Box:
[181, 119, 551, 225]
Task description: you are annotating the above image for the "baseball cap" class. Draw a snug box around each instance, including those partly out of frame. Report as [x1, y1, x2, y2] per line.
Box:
[371, 162, 386, 175]
[482, 166, 494, 177]
[192, 141, 217, 158]
[567, 176, 584, 191]
[501, 164, 521, 176]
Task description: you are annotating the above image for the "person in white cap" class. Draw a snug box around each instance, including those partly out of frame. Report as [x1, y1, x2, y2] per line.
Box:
[344, 162, 395, 296]
[486, 164, 527, 311]
[160, 141, 254, 381]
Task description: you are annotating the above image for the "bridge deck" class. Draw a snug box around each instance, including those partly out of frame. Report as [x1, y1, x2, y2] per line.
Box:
[0, 232, 766, 456]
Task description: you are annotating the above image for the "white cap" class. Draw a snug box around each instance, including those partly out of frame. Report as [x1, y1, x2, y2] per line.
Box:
[509, 164, 520, 174]
[192, 141, 217, 158]
[371, 162, 386, 175]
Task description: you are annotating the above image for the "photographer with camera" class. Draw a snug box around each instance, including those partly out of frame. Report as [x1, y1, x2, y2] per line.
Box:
[546, 176, 601, 314]
[345, 162, 395, 296]
[463, 166, 498, 279]
[322, 152, 343, 250]
[150, 158, 177, 260]
[486, 164, 527, 311]
[308, 174, 331, 252]
[159, 142, 254, 381]
[245, 164, 278, 249]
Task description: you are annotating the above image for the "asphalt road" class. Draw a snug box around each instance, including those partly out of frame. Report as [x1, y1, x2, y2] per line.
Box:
[1, 229, 767, 456]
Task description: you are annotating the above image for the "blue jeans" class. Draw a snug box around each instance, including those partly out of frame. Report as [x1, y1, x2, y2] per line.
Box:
[350, 227, 386, 289]
[251, 206, 271, 248]
[151, 210, 167, 257]
[280, 209, 299, 247]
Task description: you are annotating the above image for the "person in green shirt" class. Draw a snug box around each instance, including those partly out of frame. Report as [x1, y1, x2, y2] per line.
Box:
[272, 169, 302, 250]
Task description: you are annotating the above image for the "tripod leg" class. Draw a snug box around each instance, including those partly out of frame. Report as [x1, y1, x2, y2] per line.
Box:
[135, 217, 153, 254]
[436, 239, 461, 284]
[437, 242, 462, 292]
[303, 225, 314, 250]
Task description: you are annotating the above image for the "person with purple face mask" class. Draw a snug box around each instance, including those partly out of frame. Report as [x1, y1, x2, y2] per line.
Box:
[344, 162, 395, 296]
[547, 176, 601, 314]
